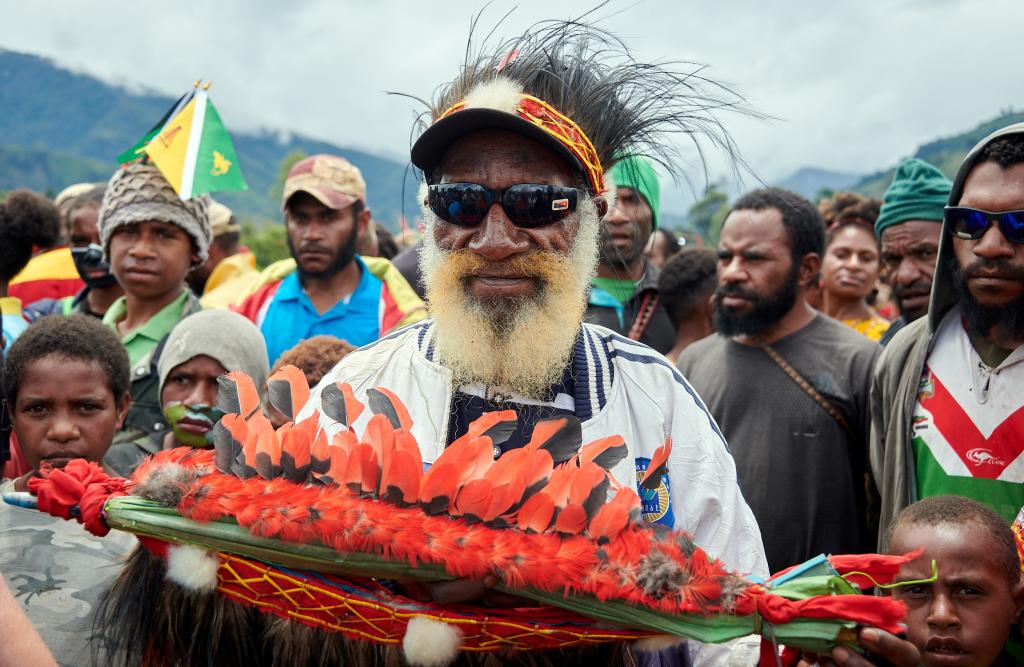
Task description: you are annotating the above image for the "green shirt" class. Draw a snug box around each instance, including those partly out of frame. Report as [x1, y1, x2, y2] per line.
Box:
[590, 277, 637, 305]
[102, 290, 190, 366]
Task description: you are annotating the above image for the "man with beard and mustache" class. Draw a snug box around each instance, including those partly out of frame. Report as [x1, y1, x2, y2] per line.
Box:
[871, 124, 1024, 540]
[235, 154, 425, 365]
[297, 22, 768, 667]
[874, 158, 952, 346]
[677, 187, 880, 572]
[584, 155, 675, 354]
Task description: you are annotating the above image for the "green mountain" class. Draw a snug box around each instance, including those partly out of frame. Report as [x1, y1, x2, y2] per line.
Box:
[0, 49, 420, 229]
[852, 110, 1024, 197]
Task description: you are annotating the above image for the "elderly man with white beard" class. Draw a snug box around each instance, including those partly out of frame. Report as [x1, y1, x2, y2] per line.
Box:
[299, 20, 769, 666]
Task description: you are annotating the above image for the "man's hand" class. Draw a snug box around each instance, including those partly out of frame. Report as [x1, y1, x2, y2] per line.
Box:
[799, 628, 920, 667]
[401, 576, 534, 608]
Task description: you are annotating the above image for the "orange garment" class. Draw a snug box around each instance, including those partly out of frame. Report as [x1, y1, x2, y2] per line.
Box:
[8, 247, 84, 306]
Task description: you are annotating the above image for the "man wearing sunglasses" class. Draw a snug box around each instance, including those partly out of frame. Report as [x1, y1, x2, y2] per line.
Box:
[24, 184, 125, 321]
[299, 22, 768, 666]
[871, 123, 1024, 542]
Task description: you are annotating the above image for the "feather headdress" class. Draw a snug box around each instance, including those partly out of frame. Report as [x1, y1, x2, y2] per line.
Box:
[406, 8, 762, 193]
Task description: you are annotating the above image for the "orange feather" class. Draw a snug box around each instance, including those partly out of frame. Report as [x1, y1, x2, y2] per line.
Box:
[367, 386, 414, 432]
[280, 423, 312, 482]
[309, 427, 330, 475]
[267, 364, 311, 421]
[453, 478, 493, 519]
[379, 448, 422, 506]
[362, 413, 396, 463]
[320, 381, 365, 426]
[219, 370, 262, 418]
[578, 435, 628, 469]
[419, 461, 461, 515]
[516, 493, 555, 533]
[587, 488, 641, 542]
[640, 437, 673, 490]
[554, 503, 588, 535]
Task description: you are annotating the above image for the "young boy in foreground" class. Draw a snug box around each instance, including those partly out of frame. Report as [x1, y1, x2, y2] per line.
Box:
[0, 315, 135, 665]
[887, 495, 1024, 667]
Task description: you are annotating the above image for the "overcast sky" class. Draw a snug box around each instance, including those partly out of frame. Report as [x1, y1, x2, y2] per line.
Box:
[2, 0, 1022, 211]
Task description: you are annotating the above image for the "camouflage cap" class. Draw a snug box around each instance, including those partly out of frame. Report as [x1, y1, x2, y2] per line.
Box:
[282, 154, 366, 211]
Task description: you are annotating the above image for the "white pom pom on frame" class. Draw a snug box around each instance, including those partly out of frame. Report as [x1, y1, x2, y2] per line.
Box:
[402, 615, 463, 667]
[165, 544, 219, 593]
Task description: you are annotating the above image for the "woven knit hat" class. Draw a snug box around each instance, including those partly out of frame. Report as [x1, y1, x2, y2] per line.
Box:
[874, 158, 952, 237]
[157, 309, 269, 398]
[98, 164, 212, 265]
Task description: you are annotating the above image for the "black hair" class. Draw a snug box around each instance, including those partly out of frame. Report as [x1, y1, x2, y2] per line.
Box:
[374, 223, 399, 260]
[819, 191, 881, 250]
[3, 315, 131, 406]
[977, 134, 1024, 169]
[885, 495, 1020, 587]
[654, 228, 680, 256]
[658, 248, 717, 324]
[0, 190, 63, 282]
[212, 230, 241, 254]
[729, 187, 825, 264]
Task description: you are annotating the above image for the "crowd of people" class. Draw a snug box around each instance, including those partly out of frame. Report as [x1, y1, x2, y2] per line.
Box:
[0, 16, 1022, 667]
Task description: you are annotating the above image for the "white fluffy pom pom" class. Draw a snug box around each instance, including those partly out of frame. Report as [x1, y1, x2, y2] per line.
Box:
[165, 544, 219, 593]
[463, 78, 523, 115]
[402, 616, 462, 667]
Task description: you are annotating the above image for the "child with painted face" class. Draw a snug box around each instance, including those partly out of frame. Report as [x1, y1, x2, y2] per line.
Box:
[1, 315, 135, 665]
[886, 495, 1024, 667]
[103, 310, 268, 475]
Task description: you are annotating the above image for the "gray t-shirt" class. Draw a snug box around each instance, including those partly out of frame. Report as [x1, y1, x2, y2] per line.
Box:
[0, 479, 136, 666]
[678, 315, 880, 572]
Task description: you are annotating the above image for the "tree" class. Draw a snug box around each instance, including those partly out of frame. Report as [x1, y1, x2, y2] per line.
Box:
[268, 150, 307, 204]
[241, 222, 289, 268]
[688, 184, 730, 246]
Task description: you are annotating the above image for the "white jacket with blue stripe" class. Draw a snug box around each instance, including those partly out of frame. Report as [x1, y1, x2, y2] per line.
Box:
[299, 320, 768, 665]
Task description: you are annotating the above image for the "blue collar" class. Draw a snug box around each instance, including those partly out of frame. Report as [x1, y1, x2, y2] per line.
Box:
[276, 256, 369, 310]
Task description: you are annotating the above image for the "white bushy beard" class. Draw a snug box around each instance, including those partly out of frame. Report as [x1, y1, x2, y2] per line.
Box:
[419, 196, 600, 399]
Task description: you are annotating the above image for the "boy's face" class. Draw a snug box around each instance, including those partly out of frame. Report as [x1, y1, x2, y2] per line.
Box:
[12, 353, 130, 473]
[109, 220, 197, 302]
[890, 522, 1024, 667]
[160, 354, 229, 447]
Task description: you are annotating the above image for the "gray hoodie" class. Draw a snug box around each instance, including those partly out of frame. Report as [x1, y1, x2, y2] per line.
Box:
[868, 122, 1024, 543]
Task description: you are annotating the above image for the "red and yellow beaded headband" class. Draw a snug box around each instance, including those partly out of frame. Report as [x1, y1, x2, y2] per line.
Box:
[436, 94, 606, 195]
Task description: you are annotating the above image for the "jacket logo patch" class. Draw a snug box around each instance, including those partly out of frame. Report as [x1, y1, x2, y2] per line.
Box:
[966, 448, 1003, 466]
[634, 457, 673, 527]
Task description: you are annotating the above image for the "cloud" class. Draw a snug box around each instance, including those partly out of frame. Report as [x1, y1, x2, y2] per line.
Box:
[1, 0, 1022, 211]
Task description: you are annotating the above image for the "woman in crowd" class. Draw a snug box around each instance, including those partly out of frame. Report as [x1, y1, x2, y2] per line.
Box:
[818, 192, 891, 341]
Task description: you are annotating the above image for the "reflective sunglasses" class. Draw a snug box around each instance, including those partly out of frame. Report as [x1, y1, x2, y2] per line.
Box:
[945, 206, 1024, 244]
[427, 183, 579, 228]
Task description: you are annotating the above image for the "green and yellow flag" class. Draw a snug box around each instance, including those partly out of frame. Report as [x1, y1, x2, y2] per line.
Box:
[135, 85, 248, 200]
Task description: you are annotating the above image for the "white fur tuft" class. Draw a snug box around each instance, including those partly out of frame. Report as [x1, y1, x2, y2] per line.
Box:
[633, 634, 687, 653]
[463, 78, 522, 114]
[165, 544, 219, 592]
[402, 616, 462, 667]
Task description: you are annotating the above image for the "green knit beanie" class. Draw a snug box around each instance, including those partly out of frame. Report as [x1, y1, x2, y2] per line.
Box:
[874, 158, 952, 237]
[609, 155, 660, 229]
